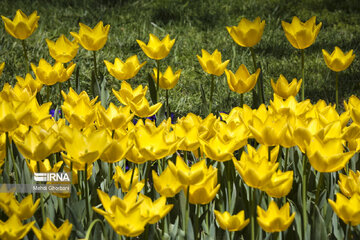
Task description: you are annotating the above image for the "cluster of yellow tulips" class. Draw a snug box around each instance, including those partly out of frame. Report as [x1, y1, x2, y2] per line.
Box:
[0, 8, 358, 240]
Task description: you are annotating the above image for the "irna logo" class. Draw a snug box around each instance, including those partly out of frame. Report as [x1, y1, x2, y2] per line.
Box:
[34, 172, 71, 182]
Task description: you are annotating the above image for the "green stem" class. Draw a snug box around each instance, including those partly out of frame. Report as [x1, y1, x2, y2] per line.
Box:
[58, 82, 62, 106]
[195, 204, 200, 240]
[226, 161, 232, 213]
[301, 49, 305, 101]
[144, 162, 151, 195]
[4, 132, 10, 183]
[250, 47, 263, 105]
[37, 162, 46, 226]
[302, 154, 308, 240]
[85, 163, 91, 227]
[209, 75, 215, 114]
[129, 164, 135, 191]
[75, 65, 80, 93]
[144, 224, 149, 240]
[156, 60, 160, 103]
[185, 185, 190, 239]
[240, 93, 244, 107]
[315, 172, 324, 205]
[108, 162, 113, 187]
[273, 232, 280, 240]
[166, 89, 170, 119]
[8, 135, 18, 184]
[250, 187, 255, 240]
[47, 85, 51, 103]
[85, 219, 108, 240]
[21, 40, 29, 73]
[284, 148, 289, 171]
[346, 224, 351, 240]
[92, 51, 98, 97]
[335, 72, 339, 112]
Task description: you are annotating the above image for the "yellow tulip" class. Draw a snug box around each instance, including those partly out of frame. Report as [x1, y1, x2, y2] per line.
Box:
[257, 201, 295, 232]
[269, 94, 310, 118]
[306, 136, 354, 172]
[329, 193, 360, 226]
[138, 195, 173, 224]
[1, 9, 39, 40]
[0, 215, 35, 240]
[264, 170, 293, 198]
[0, 195, 40, 220]
[233, 144, 279, 190]
[16, 73, 43, 93]
[104, 55, 146, 81]
[225, 65, 260, 94]
[151, 66, 181, 90]
[168, 156, 207, 186]
[226, 17, 265, 47]
[345, 95, 360, 125]
[0, 62, 5, 76]
[32, 218, 72, 240]
[214, 210, 250, 231]
[112, 81, 147, 106]
[26, 159, 63, 174]
[271, 74, 302, 99]
[96, 103, 134, 130]
[173, 113, 202, 151]
[128, 96, 163, 118]
[338, 170, 360, 198]
[152, 167, 183, 197]
[322, 47, 355, 72]
[113, 166, 144, 192]
[281, 16, 322, 49]
[31, 59, 76, 85]
[132, 119, 177, 160]
[13, 125, 59, 161]
[0, 98, 30, 132]
[70, 21, 110, 51]
[101, 130, 132, 163]
[46, 34, 79, 63]
[137, 33, 175, 60]
[197, 49, 230, 76]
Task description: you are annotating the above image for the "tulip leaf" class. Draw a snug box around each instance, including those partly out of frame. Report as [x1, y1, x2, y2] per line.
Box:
[200, 84, 208, 115]
[147, 73, 158, 105]
[311, 204, 327, 240]
[100, 78, 110, 108]
[332, 213, 344, 240]
[288, 199, 302, 240]
[187, 217, 195, 240]
[169, 216, 179, 239]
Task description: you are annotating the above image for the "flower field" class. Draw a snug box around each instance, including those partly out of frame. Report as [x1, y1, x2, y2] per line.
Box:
[0, 0, 360, 239]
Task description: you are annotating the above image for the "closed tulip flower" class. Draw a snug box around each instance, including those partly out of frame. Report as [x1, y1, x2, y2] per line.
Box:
[306, 136, 354, 172]
[225, 65, 260, 94]
[113, 166, 144, 192]
[70, 21, 110, 51]
[214, 210, 250, 232]
[338, 170, 360, 198]
[264, 170, 293, 198]
[271, 74, 302, 99]
[257, 201, 295, 232]
[31, 59, 76, 86]
[152, 167, 183, 197]
[197, 49, 230, 76]
[32, 218, 72, 240]
[96, 103, 134, 130]
[138, 195, 173, 224]
[104, 55, 146, 81]
[282, 16, 322, 49]
[322, 47, 355, 72]
[173, 113, 202, 151]
[1, 9, 39, 40]
[137, 33, 175, 60]
[151, 66, 181, 89]
[46, 34, 79, 63]
[0, 215, 35, 240]
[16, 73, 43, 93]
[329, 193, 360, 226]
[112, 81, 147, 106]
[226, 17, 265, 48]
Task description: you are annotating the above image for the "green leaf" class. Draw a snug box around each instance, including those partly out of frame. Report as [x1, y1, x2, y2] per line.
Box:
[147, 73, 158, 104]
[311, 204, 327, 240]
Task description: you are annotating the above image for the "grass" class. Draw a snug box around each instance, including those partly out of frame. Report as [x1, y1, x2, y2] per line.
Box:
[0, 0, 359, 117]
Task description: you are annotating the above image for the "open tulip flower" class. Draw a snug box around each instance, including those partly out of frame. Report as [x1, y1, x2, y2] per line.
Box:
[104, 55, 146, 81]
[152, 167, 183, 197]
[1, 9, 39, 40]
[173, 113, 202, 151]
[225, 64, 260, 94]
[32, 218, 72, 240]
[281, 16, 322, 49]
[113, 166, 144, 192]
[257, 201, 295, 233]
[226, 17, 265, 48]
[26, 158, 63, 174]
[264, 170, 293, 198]
[168, 156, 207, 186]
[151, 66, 181, 90]
[338, 170, 360, 198]
[16, 73, 43, 93]
[271, 74, 302, 99]
[0, 62, 4, 76]
[31, 58, 76, 86]
[128, 96, 163, 118]
[0, 215, 35, 240]
[112, 81, 147, 106]
[322, 47, 355, 72]
[214, 210, 250, 232]
[96, 103, 134, 130]
[329, 193, 360, 226]
[70, 21, 110, 51]
[137, 33, 175, 60]
[138, 195, 173, 224]
[197, 49, 229, 76]
[0, 98, 31, 132]
[0, 194, 40, 220]
[345, 95, 360, 125]
[46, 34, 79, 63]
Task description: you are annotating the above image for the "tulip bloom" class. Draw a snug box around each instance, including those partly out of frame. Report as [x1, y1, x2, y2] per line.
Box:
[1, 9, 39, 40]
[168, 156, 207, 186]
[338, 170, 360, 198]
[46, 34, 79, 63]
[15, 73, 43, 93]
[281, 16, 322, 49]
[104, 55, 146, 81]
[271, 74, 302, 99]
[137, 34, 175, 60]
[197, 49, 229, 76]
[264, 170, 293, 198]
[70, 21, 110, 51]
[32, 218, 72, 240]
[112, 81, 148, 106]
[151, 66, 181, 90]
[214, 210, 250, 231]
[226, 17, 265, 48]
[173, 113, 202, 151]
[96, 103, 134, 130]
[113, 166, 144, 192]
[322, 47, 355, 72]
[152, 167, 183, 197]
[0, 215, 35, 240]
[225, 65, 260, 94]
[0, 195, 40, 220]
[31, 59, 76, 86]
[257, 201, 295, 232]
[138, 195, 173, 224]
[329, 193, 360, 226]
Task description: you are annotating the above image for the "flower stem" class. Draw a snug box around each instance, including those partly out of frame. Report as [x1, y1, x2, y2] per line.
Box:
[185, 185, 190, 239]
[7, 134, 18, 184]
[84, 163, 91, 227]
[92, 51, 98, 97]
[302, 154, 308, 240]
[240, 93, 244, 107]
[315, 172, 324, 205]
[37, 161, 46, 226]
[21, 40, 29, 73]
[346, 223, 352, 240]
[250, 187, 255, 240]
[301, 49, 305, 101]
[226, 161, 232, 213]
[129, 164, 135, 191]
[195, 204, 200, 240]
[209, 75, 215, 114]
[250, 47, 263, 105]
[156, 60, 160, 103]
[166, 89, 170, 119]
[335, 72, 339, 111]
